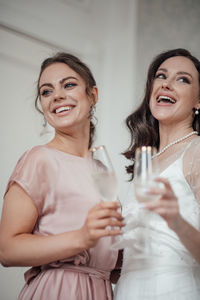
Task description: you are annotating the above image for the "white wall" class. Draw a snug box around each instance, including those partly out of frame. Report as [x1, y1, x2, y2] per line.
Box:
[0, 0, 137, 298]
[135, 0, 200, 105]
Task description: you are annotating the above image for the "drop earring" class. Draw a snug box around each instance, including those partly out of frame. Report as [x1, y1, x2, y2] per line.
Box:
[40, 117, 48, 136]
[90, 105, 96, 118]
[195, 109, 199, 115]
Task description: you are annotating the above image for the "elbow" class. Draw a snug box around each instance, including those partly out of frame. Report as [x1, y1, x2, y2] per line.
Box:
[0, 249, 12, 267]
[0, 241, 14, 267]
[0, 254, 10, 267]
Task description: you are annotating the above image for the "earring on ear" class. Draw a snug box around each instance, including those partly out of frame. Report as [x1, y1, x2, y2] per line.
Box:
[195, 108, 199, 115]
[40, 117, 48, 136]
[90, 105, 96, 118]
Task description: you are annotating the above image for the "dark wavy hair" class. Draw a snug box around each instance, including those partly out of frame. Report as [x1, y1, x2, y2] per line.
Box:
[35, 52, 97, 148]
[123, 48, 200, 179]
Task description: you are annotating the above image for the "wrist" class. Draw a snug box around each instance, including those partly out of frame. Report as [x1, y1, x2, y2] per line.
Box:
[74, 228, 89, 251]
[171, 214, 185, 233]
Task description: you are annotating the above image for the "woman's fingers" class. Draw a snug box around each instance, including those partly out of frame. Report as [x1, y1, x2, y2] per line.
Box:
[81, 200, 124, 248]
[87, 216, 124, 229]
[146, 198, 177, 209]
[143, 177, 181, 230]
[90, 208, 123, 221]
[86, 227, 122, 241]
[146, 202, 179, 216]
[147, 177, 176, 201]
[87, 202, 124, 230]
[88, 201, 123, 221]
[90, 201, 121, 212]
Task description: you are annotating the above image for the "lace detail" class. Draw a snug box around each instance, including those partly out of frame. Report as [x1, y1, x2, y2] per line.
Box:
[184, 138, 200, 204]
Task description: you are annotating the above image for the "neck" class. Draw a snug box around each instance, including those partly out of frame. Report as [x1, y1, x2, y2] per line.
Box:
[152, 129, 198, 159]
[158, 124, 195, 150]
[47, 129, 90, 158]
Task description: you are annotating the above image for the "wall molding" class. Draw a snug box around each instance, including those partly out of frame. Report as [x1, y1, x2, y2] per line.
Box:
[0, 23, 68, 52]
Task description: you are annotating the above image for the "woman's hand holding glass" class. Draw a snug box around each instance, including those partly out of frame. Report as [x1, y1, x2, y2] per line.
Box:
[144, 177, 182, 231]
[87, 145, 123, 246]
[80, 201, 123, 249]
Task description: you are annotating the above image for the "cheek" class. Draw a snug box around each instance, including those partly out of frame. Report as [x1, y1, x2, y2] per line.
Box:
[149, 101, 154, 115]
[81, 93, 93, 107]
[151, 81, 158, 94]
[40, 99, 46, 110]
[40, 99, 50, 113]
[149, 90, 154, 108]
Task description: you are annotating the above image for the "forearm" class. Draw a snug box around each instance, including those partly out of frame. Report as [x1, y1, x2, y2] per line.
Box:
[1, 185, 123, 267]
[146, 177, 200, 263]
[0, 229, 85, 267]
[174, 216, 200, 264]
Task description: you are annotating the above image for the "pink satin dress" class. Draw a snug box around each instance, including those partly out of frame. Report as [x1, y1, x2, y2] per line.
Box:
[5, 146, 118, 300]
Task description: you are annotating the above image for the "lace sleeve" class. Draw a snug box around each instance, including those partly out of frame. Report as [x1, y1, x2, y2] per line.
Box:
[184, 138, 200, 203]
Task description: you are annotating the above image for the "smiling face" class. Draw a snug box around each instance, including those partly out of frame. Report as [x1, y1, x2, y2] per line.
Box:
[149, 56, 200, 127]
[39, 62, 97, 133]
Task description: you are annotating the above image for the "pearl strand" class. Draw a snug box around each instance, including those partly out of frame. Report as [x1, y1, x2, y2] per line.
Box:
[152, 131, 198, 159]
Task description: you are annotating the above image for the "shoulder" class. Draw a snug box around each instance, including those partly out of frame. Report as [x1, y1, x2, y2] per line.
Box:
[183, 137, 200, 174]
[14, 145, 57, 176]
[184, 137, 200, 157]
[23, 145, 52, 159]
[19, 145, 53, 164]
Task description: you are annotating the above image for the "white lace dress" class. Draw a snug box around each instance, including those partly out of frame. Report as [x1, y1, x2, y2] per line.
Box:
[114, 138, 200, 300]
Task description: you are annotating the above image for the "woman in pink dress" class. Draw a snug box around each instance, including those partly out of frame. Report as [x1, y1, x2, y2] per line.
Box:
[0, 52, 123, 300]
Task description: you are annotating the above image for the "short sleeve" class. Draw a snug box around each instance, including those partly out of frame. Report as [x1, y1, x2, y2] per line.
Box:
[5, 146, 57, 214]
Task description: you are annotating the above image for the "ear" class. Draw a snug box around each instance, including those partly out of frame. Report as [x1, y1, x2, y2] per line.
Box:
[195, 102, 200, 110]
[90, 86, 98, 105]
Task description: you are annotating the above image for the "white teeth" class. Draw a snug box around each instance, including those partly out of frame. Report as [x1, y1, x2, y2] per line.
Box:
[157, 96, 176, 103]
[55, 106, 72, 114]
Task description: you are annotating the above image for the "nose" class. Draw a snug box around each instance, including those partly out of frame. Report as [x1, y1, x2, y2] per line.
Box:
[162, 79, 173, 90]
[54, 87, 66, 101]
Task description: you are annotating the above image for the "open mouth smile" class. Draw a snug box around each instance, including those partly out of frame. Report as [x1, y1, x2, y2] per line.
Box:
[157, 95, 176, 104]
[54, 105, 75, 114]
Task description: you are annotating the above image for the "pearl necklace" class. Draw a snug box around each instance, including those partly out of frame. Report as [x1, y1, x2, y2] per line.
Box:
[152, 131, 198, 159]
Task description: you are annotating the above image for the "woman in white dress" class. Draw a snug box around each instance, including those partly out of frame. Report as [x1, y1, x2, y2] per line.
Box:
[114, 48, 200, 299]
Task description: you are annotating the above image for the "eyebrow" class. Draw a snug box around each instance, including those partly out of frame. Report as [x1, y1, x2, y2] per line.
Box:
[157, 68, 193, 79]
[39, 76, 78, 90]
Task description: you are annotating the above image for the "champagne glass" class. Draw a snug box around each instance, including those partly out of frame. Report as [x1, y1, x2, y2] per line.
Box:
[133, 146, 161, 255]
[134, 146, 160, 203]
[88, 145, 120, 248]
[89, 145, 118, 202]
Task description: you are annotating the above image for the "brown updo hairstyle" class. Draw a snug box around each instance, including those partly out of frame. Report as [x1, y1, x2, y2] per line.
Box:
[35, 52, 97, 148]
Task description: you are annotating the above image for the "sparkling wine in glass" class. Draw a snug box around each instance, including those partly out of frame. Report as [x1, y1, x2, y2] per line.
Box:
[134, 146, 161, 203]
[89, 145, 118, 202]
[88, 145, 121, 248]
[133, 146, 161, 255]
